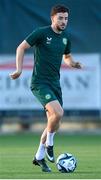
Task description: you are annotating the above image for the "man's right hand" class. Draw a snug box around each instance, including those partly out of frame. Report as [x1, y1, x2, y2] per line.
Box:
[9, 70, 22, 79]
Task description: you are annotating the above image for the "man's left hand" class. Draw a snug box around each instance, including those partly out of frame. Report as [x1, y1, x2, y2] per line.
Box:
[71, 62, 83, 69]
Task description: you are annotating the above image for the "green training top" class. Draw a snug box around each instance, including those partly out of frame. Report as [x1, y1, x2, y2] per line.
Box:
[25, 25, 71, 85]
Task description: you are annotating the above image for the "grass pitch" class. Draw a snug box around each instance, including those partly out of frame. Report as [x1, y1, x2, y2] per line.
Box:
[0, 132, 101, 179]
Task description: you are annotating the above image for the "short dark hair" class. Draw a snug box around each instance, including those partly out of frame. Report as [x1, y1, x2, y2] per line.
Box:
[51, 4, 70, 16]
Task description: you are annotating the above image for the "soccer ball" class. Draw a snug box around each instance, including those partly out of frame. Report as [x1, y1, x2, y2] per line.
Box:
[56, 153, 77, 173]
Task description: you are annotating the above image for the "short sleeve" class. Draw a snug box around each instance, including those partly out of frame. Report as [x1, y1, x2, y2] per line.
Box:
[64, 38, 71, 55]
[25, 28, 42, 47]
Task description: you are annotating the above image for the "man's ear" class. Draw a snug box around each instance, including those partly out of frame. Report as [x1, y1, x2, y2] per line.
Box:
[51, 15, 55, 23]
[51, 16, 53, 22]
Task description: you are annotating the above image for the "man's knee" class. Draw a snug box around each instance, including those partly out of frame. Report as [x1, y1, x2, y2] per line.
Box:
[54, 108, 64, 120]
[45, 100, 64, 121]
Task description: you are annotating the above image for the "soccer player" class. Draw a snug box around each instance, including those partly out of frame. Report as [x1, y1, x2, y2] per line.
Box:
[10, 4, 83, 172]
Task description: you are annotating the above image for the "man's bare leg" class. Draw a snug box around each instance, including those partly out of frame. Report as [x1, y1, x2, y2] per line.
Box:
[35, 100, 63, 162]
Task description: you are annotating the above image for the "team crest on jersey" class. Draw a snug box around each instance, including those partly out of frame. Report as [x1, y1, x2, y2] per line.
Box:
[63, 38, 67, 45]
[45, 94, 51, 100]
[46, 37, 52, 44]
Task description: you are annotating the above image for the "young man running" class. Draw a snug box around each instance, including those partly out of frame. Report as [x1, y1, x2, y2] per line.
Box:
[10, 4, 83, 172]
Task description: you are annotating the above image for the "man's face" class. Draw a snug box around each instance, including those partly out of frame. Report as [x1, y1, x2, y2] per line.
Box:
[51, 12, 68, 31]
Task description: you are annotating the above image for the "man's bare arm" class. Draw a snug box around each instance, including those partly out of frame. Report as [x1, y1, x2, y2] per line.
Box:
[9, 40, 30, 79]
[63, 54, 83, 69]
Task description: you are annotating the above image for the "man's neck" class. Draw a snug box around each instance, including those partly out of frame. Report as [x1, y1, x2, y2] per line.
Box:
[51, 24, 62, 34]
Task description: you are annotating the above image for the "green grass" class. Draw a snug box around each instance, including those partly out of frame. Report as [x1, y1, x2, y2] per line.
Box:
[0, 132, 101, 179]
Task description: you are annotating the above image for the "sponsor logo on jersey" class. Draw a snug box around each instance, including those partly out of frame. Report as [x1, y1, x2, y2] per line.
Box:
[63, 38, 67, 45]
[46, 37, 52, 44]
[45, 94, 51, 100]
